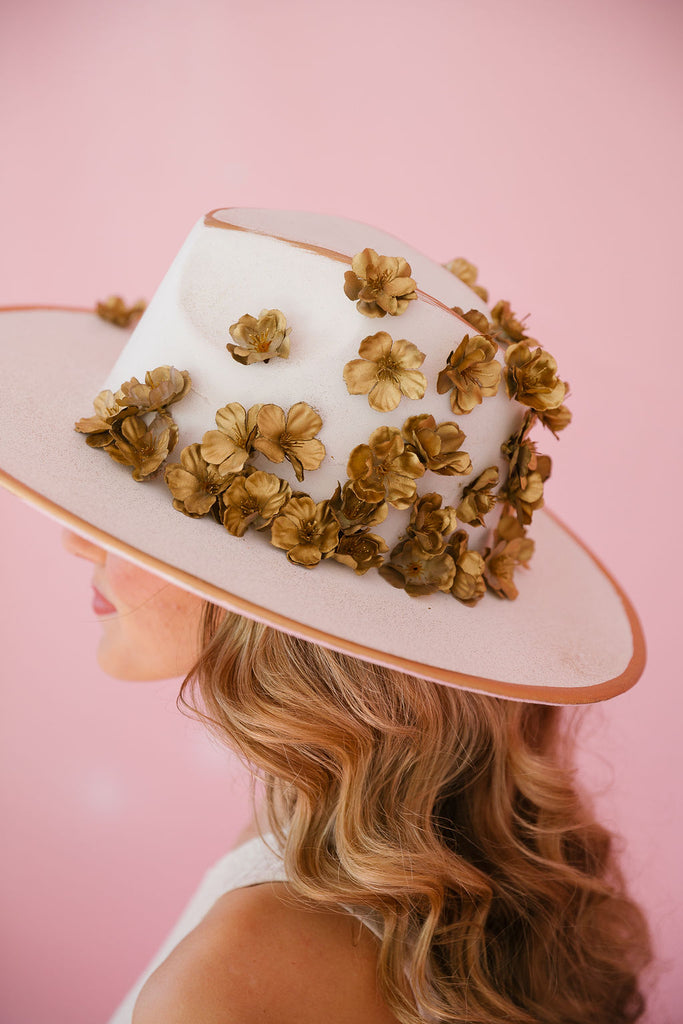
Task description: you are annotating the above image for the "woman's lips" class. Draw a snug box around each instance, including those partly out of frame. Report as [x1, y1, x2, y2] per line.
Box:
[92, 586, 117, 616]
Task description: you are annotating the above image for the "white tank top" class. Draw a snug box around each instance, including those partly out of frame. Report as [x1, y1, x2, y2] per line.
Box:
[106, 831, 385, 1024]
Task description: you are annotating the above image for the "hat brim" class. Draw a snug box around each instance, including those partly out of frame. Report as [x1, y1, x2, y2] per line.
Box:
[0, 307, 645, 704]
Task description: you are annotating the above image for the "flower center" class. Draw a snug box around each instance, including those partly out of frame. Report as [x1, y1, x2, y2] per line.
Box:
[299, 521, 318, 542]
[369, 269, 391, 291]
[251, 331, 273, 352]
[377, 355, 400, 381]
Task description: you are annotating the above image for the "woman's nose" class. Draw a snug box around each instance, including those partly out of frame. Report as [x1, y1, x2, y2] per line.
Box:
[61, 528, 107, 565]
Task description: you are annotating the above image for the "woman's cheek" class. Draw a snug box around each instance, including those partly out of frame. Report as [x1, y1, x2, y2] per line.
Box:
[105, 555, 170, 612]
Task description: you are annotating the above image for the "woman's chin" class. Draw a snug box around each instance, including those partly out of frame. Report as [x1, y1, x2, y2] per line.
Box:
[95, 633, 194, 682]
[95, 632, 156, 681]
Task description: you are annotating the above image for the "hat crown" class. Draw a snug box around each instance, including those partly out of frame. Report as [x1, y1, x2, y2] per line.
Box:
[102, 208, 522, 550]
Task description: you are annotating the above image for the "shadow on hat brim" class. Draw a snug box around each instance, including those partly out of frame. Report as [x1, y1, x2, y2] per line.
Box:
[0, 307, 645, 705]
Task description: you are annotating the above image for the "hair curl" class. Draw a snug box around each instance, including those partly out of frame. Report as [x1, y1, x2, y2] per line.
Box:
[179, 605, 653, 1024]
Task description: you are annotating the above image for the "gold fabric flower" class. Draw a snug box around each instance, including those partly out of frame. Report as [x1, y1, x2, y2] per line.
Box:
[490, 300, 528, 344]
[502, 445, 552, 526]
[406, 493, 458, 555]
[164, 443, 233, 518]
[331, 530, 389, 575]
[443, 258, 489, 302]
[484, 515, 535, 600]
[253, 402, 326, 482]
[347, 426, 424, 509]
[343, 249, 417, 318]
[221, 471, 292, 537]
[537, 404, 572, 437]
[436, 335, 501, 415]
[378, 539, 456, 597]
[505, 342, 567, 412]
[201, 403, 262, 476]
[456, 466, 500, 527]
[328, 481, 388, 533]
[227, 309, 291, 364]
[117, 366, 192, 413]
[96, 295, 146, 328]
[270, 497, 339, 567]
[450, 306, 492, 336]
[343, 332, 427, 412]
[401, 414, 472, 477]
[74, 389, 134, 447]
[446, 530, 486, 606]
[500, 414, 535, 479]
[106, 413, 178, 482]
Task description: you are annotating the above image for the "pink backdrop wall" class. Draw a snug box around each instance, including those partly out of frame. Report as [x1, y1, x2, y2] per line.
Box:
[1, 0, 681, 1020]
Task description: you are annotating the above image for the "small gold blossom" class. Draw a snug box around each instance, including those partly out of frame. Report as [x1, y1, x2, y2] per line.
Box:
[343, 332, 427, 412]
[505, 342, 567, 412]
[484, 515, 535, 600]
[344, 249, 417, 318]
[443, 258, 489, 302]
[445, 530, 486, 606]
[221, 471, 292, 537]
[500, 413, 535, 478]
[406, 493, 458, 555]
[401, 414, 473, 476]
[106, 412, 178, 482]
[328, 481, 388, 533]
[436, 335, 501, 415]
[117, 366, 192, 414]
[96, 295, 146, 328]
[378, 540, 456, 597]
[201, 403, 262, 476]
[456, 466, 500, 527]
[331, 530, 389, 575]
[502, 445, 552, 526]
[164, 443, 233, 518]
[270, 497, 339, 567]
[74, 389, 134, 447]
[253, 402, 326, 482]
[537, 404, 572, 437]
[347, 426, 424, 509]
[227, 309, 291, 364]
[490, 300, 528, 344]
[450, 306, 492, 336]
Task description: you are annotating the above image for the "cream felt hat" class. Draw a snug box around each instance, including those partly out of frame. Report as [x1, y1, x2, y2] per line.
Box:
[0, 208, 644, 704]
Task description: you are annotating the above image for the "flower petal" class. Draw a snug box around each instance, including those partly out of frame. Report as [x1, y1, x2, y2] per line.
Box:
[358, 331, 393, 362]
[286, 402, 322, 439]
[398, 369, 427, 401]
[343, 359, 379, 395]
[368, 377, 401, 412]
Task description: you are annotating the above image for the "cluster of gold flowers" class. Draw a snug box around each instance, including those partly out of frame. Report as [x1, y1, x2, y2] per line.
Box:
[74, 366, 191, 481]
[444, 257, 571, 429]
[342, 250, 428, 415]
[76, 252, 571, 606]
[155, 394, 535, 606]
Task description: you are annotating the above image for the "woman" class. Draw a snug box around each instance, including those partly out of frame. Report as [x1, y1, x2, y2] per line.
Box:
[1, 208, 652, 1022]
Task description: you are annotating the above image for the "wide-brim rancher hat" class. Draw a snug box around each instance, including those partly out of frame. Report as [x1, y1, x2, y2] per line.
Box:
[0, 208, 644, 704]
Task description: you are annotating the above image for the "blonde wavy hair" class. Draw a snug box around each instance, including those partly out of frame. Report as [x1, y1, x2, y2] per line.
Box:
[180, 605, 653, 1024]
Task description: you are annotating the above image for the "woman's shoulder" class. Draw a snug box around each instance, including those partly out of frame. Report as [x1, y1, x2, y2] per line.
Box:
[132, 880, 400, 1024]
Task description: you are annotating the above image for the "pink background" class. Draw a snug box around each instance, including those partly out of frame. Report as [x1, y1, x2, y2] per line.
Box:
[1, 0, 681, 1020]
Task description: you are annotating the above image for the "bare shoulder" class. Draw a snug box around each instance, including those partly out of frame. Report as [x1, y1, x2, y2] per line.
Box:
[132, 881, 400, 1024]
